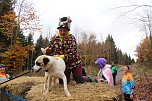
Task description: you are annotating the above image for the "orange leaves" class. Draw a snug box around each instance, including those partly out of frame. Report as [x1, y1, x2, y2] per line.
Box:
[0, 11, 16, 37]
[136, 36, 152, 62]
[1, 41, 29, 70]
[1, 11, 16, 21]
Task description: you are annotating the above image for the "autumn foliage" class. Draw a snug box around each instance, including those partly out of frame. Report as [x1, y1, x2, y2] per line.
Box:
[0, 11, 16, 37]
[0, 0, 41, 76]
[1, 41, 28, 75]
[136, 36, 152, 62]
[0, 10, 29, 75]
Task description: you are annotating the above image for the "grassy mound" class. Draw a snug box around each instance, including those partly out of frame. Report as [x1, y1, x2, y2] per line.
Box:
[0, 76, 121, 101]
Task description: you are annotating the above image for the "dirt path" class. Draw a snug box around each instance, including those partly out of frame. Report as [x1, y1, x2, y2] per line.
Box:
[116, 67, 124, 83]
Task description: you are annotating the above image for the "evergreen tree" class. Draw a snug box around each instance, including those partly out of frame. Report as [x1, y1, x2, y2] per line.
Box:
[26, 33, 34, 69]
[105, 35, 117, 63]
[116, 48, 123, 64]
[17, 32, 27, 46]
[44, 37, 50, 47]
[33, 34, 45, 60]
[0, 0, 16, 51]
[27, 33, 34, 45]
[128, 55, 132, 65]
[0, 0, 14, 16]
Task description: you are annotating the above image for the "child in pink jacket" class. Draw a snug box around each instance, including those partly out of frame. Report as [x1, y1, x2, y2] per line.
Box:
[95, 58, 114, 85]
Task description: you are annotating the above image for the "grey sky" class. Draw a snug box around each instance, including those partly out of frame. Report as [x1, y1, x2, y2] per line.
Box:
[32, 0, 152, 60]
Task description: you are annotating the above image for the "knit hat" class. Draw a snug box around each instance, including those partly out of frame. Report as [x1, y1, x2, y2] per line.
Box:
[0, 64, 5, 68]
[57, 16, 72, 31]
[95, 58, 107, 69]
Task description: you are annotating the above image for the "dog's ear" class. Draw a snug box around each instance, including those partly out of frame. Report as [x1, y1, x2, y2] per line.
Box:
[41, 48, 46, 55]
[43, 57, 49, 65]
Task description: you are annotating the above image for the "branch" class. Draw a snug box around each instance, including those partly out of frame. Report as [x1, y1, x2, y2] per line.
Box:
[118, 6, 142, 17]
[111, 5, 152, 10]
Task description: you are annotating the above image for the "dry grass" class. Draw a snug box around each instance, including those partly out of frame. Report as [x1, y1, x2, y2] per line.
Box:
[0, 76, 121, 101]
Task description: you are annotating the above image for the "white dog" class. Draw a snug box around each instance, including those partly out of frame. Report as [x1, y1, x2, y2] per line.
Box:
[32, 55, 71, 97]
[41, 47, 60, 86]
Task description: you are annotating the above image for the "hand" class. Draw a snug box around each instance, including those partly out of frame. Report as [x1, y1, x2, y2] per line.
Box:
[98, 78, 104, 82]
[45, 47, 50, 50]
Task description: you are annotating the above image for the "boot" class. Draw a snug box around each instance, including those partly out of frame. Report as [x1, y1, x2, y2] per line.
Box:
[74, 76, 85, 83]
[87, 76, 98, 83]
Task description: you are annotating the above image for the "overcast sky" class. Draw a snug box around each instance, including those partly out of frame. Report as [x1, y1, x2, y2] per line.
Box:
[31, 0, 151, 60]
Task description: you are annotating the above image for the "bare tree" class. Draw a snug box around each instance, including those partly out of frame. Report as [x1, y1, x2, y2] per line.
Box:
[14, 0, 42, 36]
